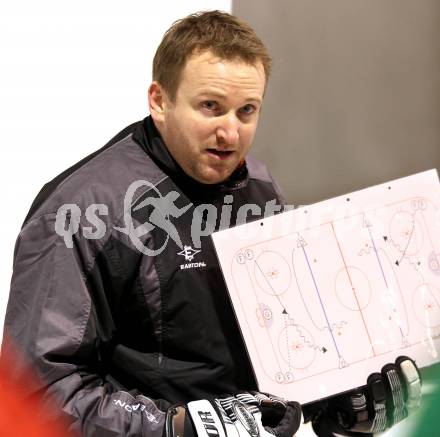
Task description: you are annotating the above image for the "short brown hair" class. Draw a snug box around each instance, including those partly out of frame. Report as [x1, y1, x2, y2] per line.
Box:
[152, 10, 271, 101]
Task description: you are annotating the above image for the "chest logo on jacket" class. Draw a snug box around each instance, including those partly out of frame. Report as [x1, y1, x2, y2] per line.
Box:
[178, 245, 206, 270]
[178, 245, 201, 261]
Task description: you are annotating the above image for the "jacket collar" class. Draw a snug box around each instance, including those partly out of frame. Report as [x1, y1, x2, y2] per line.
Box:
[132, 116, 249, 195]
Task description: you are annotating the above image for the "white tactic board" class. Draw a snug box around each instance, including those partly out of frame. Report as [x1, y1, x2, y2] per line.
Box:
[212, 170, 440, 404]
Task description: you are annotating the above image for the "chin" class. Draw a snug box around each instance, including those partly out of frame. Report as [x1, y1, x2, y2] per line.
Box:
[197, 173, 231, 185]
[196, 176, 225, 185]
[188, 166, 231, 185]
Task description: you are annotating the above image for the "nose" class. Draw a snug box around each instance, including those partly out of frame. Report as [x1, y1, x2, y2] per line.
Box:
[216, 113, 239, 146]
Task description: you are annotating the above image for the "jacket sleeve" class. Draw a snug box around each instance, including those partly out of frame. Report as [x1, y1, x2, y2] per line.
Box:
[2, 211, 169, 437]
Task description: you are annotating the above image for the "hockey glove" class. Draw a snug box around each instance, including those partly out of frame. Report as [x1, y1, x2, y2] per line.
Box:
[165, 392, 301, 437]
[303, 355, 421, 436]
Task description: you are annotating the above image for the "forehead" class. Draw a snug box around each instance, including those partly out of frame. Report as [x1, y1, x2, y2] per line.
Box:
[177, 51, 266, 100]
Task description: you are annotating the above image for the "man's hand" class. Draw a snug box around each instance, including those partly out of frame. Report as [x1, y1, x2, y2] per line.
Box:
[165, 392, 301, 437]
[303, 356, 422, 436]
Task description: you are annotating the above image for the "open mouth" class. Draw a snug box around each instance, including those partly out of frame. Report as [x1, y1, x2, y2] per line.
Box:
[206, 149, 234, 160]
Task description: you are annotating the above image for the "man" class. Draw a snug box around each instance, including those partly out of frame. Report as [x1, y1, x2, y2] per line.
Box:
[1, 10, 420, 437]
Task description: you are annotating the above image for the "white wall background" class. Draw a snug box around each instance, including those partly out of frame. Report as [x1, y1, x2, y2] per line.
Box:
[0, 0, 231, 342]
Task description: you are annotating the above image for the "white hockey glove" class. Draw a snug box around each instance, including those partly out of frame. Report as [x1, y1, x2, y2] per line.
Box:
[165, 392, 301, 437]
[303, 356, 422, 436]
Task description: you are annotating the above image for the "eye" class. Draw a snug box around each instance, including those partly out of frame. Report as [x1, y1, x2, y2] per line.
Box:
[201, 100, 218, 112]
[239, 104, 256, 115]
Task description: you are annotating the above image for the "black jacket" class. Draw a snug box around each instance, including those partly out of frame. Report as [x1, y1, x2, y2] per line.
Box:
[2, 116, 286, 436]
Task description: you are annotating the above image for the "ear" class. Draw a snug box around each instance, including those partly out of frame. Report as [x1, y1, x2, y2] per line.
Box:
[148, 81, 167, 125]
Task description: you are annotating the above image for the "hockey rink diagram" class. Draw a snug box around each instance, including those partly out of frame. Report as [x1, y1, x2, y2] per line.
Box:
[212, 170, 440, 404]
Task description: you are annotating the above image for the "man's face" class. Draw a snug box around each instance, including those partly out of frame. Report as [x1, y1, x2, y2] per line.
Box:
[152, 51, 266, 184]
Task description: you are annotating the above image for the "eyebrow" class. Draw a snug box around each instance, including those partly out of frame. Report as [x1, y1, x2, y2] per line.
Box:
[197, 91, 262, 105]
